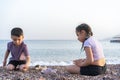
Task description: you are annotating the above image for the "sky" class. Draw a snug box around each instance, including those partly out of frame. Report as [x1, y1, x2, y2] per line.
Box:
[0, 0, 120, 40]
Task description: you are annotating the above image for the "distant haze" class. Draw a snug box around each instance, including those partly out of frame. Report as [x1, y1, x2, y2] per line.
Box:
[1, 0, 120, 40]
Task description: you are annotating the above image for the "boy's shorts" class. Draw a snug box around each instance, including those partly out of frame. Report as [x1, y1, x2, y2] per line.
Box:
[80, 64, 107, 76]
[8, 60, 26, 69]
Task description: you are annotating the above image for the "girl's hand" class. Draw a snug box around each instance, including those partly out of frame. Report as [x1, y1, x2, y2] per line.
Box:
[73, 59, 84, 63]
[73, 59, 85, 66]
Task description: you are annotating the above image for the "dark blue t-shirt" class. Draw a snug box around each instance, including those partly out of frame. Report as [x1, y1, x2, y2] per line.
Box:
[7, 41, 29, 61]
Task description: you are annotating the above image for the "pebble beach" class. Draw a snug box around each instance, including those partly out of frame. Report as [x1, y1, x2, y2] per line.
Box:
[0, 64, 120, 80]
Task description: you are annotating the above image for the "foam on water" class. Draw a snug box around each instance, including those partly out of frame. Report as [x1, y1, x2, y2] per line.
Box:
[31, 61, 73, 66]
[30, 58, 120, 66]
[0, 40, 120, 66]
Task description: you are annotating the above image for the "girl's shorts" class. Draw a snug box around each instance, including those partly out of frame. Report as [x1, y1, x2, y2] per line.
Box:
[80, 64, 107, 76]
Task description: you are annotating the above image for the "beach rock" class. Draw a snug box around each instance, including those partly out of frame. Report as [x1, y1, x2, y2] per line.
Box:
[35, 65, 43, 71]
[0, 65, 120, 80]
[103, 75, 114, 80]
[41, 68, 57, 75]
[24, 77, 30, 80]
[0, 77, 2, 80]
[39, 77, 46, 80]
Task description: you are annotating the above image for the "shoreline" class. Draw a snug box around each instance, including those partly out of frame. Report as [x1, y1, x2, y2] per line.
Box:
[0, 64, 120, 80]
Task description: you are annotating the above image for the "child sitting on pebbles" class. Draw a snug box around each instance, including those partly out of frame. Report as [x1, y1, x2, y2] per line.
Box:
[3, 27, 31, 71]
[66, 23, 106, 76]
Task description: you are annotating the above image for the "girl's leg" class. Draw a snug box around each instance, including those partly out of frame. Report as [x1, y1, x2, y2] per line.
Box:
[66, 65, 80, 74]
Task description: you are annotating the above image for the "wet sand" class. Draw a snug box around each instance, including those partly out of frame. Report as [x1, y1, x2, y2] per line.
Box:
[0, 64, 120, 80]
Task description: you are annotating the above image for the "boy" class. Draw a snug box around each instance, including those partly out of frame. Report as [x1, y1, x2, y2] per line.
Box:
[3, 27, 30, 71]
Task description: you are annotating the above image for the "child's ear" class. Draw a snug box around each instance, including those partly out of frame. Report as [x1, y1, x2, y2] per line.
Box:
[22, 35, 24, 39]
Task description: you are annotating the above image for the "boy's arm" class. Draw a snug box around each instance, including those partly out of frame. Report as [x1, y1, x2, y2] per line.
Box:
[3, 50, 10, 67]
[25, 56, 31, 66]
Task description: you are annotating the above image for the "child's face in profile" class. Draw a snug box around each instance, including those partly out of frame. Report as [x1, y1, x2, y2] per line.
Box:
[11, 35, 24, 46]
[76, 30, 86, 42]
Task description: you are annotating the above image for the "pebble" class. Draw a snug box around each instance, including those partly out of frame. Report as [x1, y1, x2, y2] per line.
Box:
[0, 77, 2, 80]
[0, 65, 120, 80]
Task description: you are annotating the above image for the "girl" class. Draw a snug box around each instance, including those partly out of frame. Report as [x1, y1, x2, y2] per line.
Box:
[66, 23, 106, 76]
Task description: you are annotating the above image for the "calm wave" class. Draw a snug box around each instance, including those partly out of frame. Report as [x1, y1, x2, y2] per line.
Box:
[0, 40, 120, 66]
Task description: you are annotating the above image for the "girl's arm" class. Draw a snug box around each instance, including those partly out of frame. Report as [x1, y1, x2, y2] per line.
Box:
[80, 47, 94, 67]
[73, 59, 85, 65]
[3, 50, 10, 67]
[74, 47, 94, 67]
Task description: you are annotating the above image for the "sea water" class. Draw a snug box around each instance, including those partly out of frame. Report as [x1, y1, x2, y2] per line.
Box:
[0, 40, 120, 66]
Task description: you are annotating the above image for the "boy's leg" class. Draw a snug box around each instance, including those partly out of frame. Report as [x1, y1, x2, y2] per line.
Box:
[66, 65, 80, 74]
[7, 60, 16, 70]
[7, 64, 15, 70]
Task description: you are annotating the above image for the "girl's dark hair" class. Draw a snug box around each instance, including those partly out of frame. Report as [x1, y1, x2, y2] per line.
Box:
[11, 27, 23, 37]
[76, 23, 93, 52]
[76, 23, 93, 37]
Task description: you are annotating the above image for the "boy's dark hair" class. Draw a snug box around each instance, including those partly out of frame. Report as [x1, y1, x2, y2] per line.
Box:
[76, 23, 93, 53]
[11, 27, 23, 37]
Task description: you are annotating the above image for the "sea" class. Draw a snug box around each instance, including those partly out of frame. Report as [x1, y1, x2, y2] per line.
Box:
[0, 40, 120, 66]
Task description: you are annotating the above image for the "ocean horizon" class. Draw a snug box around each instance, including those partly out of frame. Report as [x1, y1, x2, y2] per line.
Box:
[0, 40, 120, 66]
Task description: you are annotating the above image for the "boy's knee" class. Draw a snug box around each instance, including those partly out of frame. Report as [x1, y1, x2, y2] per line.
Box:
[7, 64, 15, 70]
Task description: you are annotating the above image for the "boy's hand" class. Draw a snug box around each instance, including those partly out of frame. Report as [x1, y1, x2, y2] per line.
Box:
[21, 64, 28, 69]
[24, 64, 29, 68]
[20, 64, 29, 72]
[3, 60, 7, 67]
